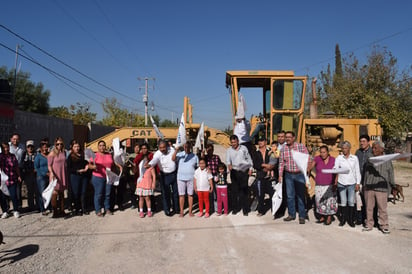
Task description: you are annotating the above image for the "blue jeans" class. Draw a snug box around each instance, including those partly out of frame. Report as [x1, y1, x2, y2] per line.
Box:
[160, 171, 178, 214]
[285, 172, 306, 219]
[36, 175, 49, 212]
[338, 183, 355, 207]
[5, 183, 19, 212]
[70, 174, 88, 211]
[91, 176, 106, 213]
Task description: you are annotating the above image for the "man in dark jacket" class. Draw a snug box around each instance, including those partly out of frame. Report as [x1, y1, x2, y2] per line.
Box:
[253, 137, 275, 216]
[355, 134, 373, 225]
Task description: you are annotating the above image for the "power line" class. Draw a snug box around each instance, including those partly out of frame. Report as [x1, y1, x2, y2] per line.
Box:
[0, 23, 139, 103]
[0, 42, 140, 111]
[92, 0, 156, 80]
[53, 1, 135, 75]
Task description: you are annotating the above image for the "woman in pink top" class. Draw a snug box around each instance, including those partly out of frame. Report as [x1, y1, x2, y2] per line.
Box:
[310, 145, 337, 225]
[48, 137, 68, 218]
[88, 140, 119, 217]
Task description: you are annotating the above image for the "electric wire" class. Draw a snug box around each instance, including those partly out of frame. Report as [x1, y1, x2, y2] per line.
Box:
[0, 23, 139, 103]
[0, 42, 140, 111]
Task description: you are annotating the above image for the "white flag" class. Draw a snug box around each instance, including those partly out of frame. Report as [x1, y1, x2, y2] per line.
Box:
[194, 122, 204, 151]
[369, 153, 412, 166]
[0, 169, 10, 196]
[112, 137, 126, 166]
[175, 113, 187, 147]
[291, 150, 310, 185]
[150, 115, 164, 139]
[235, 92, 247, 119]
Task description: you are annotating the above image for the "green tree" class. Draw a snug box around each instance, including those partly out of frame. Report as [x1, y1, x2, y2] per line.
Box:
[159, 119, 177, 127]
[49, 102, 97, 125]
[101, 97, 145, 127]
[319, 45, 412, 139]
[0, 66, 50, 114]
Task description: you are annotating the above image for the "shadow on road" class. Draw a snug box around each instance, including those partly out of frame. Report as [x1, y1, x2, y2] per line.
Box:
[0, 244, 39, 266]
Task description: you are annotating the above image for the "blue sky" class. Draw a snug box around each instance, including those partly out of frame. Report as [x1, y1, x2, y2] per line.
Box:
[1, 1, 411, 130]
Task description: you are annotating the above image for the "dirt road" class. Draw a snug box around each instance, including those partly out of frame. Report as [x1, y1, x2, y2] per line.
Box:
[1, 158, 411, 273]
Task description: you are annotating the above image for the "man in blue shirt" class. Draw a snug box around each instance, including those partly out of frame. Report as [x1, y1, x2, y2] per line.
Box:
[172, 142, 198, 217]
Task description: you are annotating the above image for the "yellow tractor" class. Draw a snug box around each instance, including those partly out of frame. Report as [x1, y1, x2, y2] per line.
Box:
[226, 70, 382, 157]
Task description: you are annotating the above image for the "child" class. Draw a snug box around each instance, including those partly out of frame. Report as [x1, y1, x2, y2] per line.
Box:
[194, 158, 214, 218]
[136, 166, 156, 218]
[214, 163, 229, 215]
[267, 141, 280, 179]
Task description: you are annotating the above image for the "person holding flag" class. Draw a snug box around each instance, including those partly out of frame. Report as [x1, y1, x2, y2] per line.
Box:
[278, 131, 311, 224]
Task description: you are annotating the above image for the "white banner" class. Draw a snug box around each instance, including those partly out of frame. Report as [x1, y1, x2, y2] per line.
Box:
[175, 113, 187, 147]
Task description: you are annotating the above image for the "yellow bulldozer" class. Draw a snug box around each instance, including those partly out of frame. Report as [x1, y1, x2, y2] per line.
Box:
[225, 70, 382, 157]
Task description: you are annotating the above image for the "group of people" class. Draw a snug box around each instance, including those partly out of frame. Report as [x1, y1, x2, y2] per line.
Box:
[0, 129, 396, 234]
[0, 134, 93, 218]
[310, 135, 395, 233]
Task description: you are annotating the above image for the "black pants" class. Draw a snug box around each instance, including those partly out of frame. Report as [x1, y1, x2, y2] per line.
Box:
[160, 171, 178, 214]
[256, 178, 274, 214]
[230, 169, 249, 214]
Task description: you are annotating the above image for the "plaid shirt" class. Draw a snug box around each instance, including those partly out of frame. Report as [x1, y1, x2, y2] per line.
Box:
[279, 142, 309, 175]
[206, 154, 221, 176]
[0, 153, 20, 186]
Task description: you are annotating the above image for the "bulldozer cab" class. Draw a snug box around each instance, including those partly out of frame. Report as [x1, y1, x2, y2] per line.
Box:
[226, 71, 307, 143]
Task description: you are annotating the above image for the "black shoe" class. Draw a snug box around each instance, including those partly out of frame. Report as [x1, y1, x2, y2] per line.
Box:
[243, 212, 248, 216]
[299, 218, 305, 224]
[283, 216, 296, 222]
[232, 211, 238, 215]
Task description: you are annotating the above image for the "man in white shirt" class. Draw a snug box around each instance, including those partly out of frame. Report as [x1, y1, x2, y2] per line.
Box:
[277, 131, 286, 152]
[226, 135, 253, 216]
[146, 140, 178, 216]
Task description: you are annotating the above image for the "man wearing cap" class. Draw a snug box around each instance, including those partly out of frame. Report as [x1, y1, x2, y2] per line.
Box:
[22, 140, 37, 211]
[253, 137, 275, 216]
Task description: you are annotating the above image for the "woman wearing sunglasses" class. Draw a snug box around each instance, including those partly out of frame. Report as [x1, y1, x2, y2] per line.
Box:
[47, 137, 68, 218]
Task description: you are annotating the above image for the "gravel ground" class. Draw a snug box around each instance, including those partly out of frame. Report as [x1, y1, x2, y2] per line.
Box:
[0, 150, 411, 273]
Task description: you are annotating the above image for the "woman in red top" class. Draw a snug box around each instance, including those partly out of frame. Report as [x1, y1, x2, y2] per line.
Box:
[48, 137, 68, 218]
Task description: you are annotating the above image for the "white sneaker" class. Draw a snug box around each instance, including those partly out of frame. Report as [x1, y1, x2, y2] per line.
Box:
[1, 212, 9, 219]
[13, 211, 20, 218]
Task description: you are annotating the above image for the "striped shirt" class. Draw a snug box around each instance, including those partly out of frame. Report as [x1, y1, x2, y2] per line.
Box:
[279, 142, 309, 175]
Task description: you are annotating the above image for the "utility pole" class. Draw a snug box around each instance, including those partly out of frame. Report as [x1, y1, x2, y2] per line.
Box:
[137, 77, 155, 126]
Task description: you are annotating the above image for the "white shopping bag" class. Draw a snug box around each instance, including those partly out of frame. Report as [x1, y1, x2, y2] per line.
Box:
[84, 148, 96, 163]
[106, 168, 121, 186]
[272, 182, 283, 216]
[0, 169, 10, 196]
